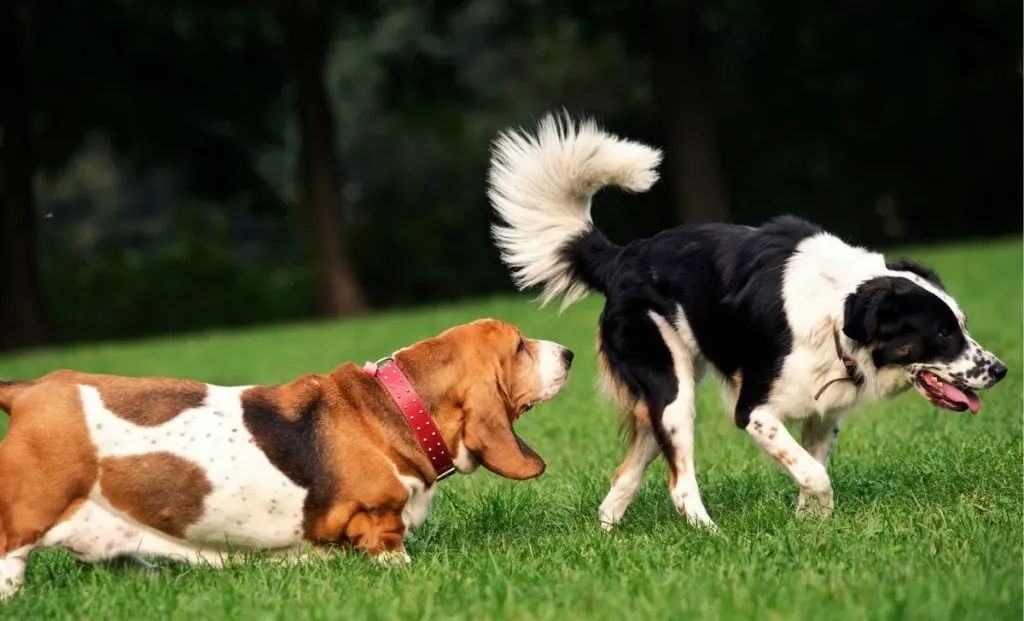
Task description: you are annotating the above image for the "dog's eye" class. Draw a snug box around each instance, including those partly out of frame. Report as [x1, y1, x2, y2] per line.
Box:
[938, 328, 952, 338]
[516, 339, 526, 354]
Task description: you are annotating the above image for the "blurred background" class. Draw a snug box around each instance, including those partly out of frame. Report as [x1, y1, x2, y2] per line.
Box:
[1, 0, 1020, 353]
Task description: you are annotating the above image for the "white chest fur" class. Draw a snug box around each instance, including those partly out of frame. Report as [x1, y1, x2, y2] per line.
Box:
[80, 384, 309, 549]
[392, 465, 436, 534]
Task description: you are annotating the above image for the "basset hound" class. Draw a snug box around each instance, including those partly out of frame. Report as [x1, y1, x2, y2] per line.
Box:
[0, 318, 573, 599]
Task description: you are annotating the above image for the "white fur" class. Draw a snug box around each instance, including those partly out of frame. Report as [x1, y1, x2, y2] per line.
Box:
[392, 466, 435, 534]
[746, 408, 834, 516]
[536, 339, 572, 400]
[597, 429, 659, 531]
[373, 549, 412, 566]
[40, 500, 227, 566]
[0, 546, 32, 601]
[452, 439, 478, 474]
[80, 384, 309, 549]
[488, 112, 662, 309]
[646, 311, 715, 531]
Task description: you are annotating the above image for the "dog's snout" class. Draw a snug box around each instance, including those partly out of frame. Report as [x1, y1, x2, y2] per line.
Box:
[562, 348, 575, 366]
[990, 361, 1008, 382]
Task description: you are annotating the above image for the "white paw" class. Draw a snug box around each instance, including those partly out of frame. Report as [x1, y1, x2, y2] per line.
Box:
[597, 507, 620, 532]
[796, 488, 834, 519]
[0, 578, 22, 603]
[798, 463, 832, 496]
[0, 556, 27, 603]
[685, 512, 718, 534]
[372, 549, 411, 566]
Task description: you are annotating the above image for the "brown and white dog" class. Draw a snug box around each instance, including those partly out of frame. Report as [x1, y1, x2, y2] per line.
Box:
[0, 319, 573, 599]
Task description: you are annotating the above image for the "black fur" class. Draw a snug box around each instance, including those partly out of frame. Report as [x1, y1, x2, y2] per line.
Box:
[844, 276, 966, 368]
[885, 257, 945, 290]
[241, 390, 336, 536]
[569, 215, 823, 433]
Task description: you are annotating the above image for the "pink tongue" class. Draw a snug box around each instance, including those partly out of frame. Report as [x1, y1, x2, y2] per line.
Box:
[939, 382, 980, 414]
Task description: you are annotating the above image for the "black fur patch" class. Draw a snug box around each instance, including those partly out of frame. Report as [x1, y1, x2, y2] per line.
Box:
[241, 389, 336, 536]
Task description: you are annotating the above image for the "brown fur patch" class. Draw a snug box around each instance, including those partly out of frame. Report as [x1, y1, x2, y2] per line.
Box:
[343, 510, 406, 555]
[99, 452, 213, 538]
[84, 374, 207, 427]
[595, 330, 652, 445]
[730, 371, 743, 395]
[773, 450, 798, 467]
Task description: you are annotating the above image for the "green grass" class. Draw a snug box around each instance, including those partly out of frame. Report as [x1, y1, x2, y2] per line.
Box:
[0, 238, 1021, 621]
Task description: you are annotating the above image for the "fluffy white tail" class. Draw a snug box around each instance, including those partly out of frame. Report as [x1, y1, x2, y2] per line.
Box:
[487, 112, 663, 309]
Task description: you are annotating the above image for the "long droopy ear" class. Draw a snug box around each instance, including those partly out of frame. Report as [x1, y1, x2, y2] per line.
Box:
[461, 384, 545, 480]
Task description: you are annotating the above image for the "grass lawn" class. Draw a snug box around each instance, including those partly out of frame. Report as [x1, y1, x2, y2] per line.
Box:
[0, 238, 1021, 620]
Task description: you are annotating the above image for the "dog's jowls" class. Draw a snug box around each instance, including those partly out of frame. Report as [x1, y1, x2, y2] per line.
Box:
[0, 319, 573, 600]
[487, 112, 1007, 532]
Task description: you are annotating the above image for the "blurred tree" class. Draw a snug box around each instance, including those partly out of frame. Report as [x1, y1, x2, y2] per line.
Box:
[276, 0, 367, 316]
[555, 0, 731, 224]
[651, 0, 730, 224]
[0, 0, 49, 351]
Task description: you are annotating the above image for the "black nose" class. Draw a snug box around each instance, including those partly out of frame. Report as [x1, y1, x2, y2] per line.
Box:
[562, 348, 574, 365]
[991, 362, 1007, 381]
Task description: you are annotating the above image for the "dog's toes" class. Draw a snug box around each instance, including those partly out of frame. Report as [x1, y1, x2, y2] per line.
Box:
[685, 514, 718, 534]
[372, 549, 412, 566]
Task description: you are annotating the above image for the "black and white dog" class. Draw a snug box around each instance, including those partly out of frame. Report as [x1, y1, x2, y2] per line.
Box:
[487, 112, 1008, 531]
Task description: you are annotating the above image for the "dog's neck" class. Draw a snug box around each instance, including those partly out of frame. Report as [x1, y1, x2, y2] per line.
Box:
[833, 328, 913, 401]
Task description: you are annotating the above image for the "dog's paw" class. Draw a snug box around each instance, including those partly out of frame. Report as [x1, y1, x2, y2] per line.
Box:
[796, 489, 834, 519]
[597, 505, 621, 533]
[0, 577, 22, 603]
[372, 549, 412, 566]
[685, 512, 719, 534]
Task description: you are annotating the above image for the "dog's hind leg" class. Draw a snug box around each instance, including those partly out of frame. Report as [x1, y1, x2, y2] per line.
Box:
[598, 422, 660, 531]
[646, 312, 716, 532]
[0, 383, 98, 600]
[596, 310, 716, 532]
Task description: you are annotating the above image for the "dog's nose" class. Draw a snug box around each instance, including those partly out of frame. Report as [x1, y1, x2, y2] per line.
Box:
[990, 361, 1007, 382]
[562, 348, 574, 366]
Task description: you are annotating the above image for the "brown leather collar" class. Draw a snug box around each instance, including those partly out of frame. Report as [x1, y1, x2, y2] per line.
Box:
[813, 330, 865, 401]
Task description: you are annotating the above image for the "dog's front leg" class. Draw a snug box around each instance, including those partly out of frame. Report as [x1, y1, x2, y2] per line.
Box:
[345, 510, 411, 566]
[796, 415, 842, 517]
[744, 407, 833, 518]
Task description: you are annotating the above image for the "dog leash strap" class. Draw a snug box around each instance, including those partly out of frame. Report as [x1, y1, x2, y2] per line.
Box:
[363, 359, 456, 481]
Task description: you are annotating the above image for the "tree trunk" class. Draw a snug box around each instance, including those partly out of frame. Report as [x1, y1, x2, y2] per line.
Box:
[276, 0, 368, 316]
[0, 0, 49, 352]
[652, 0, 729, 224]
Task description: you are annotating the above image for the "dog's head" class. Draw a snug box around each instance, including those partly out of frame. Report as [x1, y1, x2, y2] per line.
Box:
[842, 259, 1007, 414]
[396, 318, 573, 479]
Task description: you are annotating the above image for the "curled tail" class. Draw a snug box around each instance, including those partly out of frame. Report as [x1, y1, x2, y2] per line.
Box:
[487, 111, 662, 310]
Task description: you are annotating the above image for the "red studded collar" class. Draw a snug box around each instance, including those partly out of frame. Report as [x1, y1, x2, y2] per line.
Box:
[362, 358, 456, 481]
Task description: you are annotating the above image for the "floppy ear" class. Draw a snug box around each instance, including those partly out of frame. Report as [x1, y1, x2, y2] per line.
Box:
[461, 385, 545, 481]
[844, 278, 913, 344]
